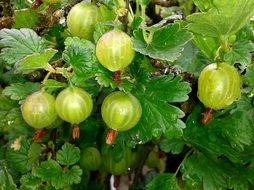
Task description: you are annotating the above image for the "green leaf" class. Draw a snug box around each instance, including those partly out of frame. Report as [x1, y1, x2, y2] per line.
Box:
[2, 82, 40, 101]
[183, 102, 254, 162]
[93, 21, 115, 42]
[193, 0, 215, 11]
[182, 152, 254, 190]
[63, 37, 98, 79]
[35, 160, 82, 189]
[147, 173, 180, 190]
[159, 138, 185, 154]
[20, 173, 42, 190]
[223, 40, 254, 67]
[15, 49, 57, 74]
[0, 163, 17, 190]
[243, 65, 254, 87]
[133, 23, 192, 62]
[28, 142, 42, 165]
[0, 28, 48, 66]
[175, 42, 208, 76]
[0, 94, 17, 111]
[6, 139, 36, 173]
[13, 9, 39, 29]
[181, 152, 230, 190]
[191, 34, 220, 61]
[56, 143, 80, 166]
[187, 0, 254, 38]
[62, 165, 82, 186]
[35, 159, 62, 182]
[128, 73, 191, 144]
[43, 79, 67, 91]
[63, 37, 117, 88]
[136, 0, 151, 6]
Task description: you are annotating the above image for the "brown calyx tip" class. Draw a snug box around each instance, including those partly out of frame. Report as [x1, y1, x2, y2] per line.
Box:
[72, 124, 80, 139]
[112, 71, 122, 85]
[106, 129, 118, 145]
[201, 108, 214, 125]
[33, 128, 46, 142]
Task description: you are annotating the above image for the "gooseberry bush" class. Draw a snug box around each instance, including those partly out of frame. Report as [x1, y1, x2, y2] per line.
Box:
[0, 0, 254, 189]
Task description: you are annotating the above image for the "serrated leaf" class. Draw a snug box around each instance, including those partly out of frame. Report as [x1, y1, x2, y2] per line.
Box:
[35, 159, 82, 189]
[28, 142, 41, 165]
[183, 105, 250, 163]
[192, 34, 220, 61]
[133, 23, 192, 62]
[62, 165, 82, 186]
[20, 173, 42, 190]
[93, 21, 115, 42]
[35, 159, 62, 182]
[175, 42, 208, 76]
[43, 79, 67, 91]
[193, 0, 215, 12]
[63, 37, 98, 79]
[0, 95, 17, 111]
[187, 0, 254, 38]
[56, 143, 80, 166]
[159, 138, 185, 154]
[181, 152, 230, 190]
[13, 9, 39, 29]
[147, 173, 180, 190]
[6, 139, 33, 173]
[0, 28, 48, 66]
[128, 74, 191, 144]
[0, 164, 17, 190]
[2, 82, 40, 101]
[15, 49, 57, 74]
[243, 65, 254, 87]
[223, 40, 254, 68]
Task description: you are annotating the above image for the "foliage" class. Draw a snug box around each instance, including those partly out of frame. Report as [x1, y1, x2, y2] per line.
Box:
[0, 0, 253, 189]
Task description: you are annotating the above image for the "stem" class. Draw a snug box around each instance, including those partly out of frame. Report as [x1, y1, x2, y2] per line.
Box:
[133, 142, 155, 184]
[140, 5, 150, 44]
[174, 148, 194, 177]
[42, 71, 52, 85]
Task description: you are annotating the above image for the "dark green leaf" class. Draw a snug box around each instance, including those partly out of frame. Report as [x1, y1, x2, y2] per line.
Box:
[147, 173, 180, 190]
[13, 9, 39, 29]
[191, 34, 220, 61]
[183, 101, 254, 163]
[56, 143, 80, 166]
[0, 28, 48, 66]
[62, 165, 82, 186]
[20, 173, 42, 190]
[128, 74, 191, 144]
[133, 23, 192, 62]
[35, 159, 62, 182]
[6, 139, 34, 173]
[2, 82, 40, 101]
[0, 164, 17, 190]
[159, 138, 185, 154]
[223, 40, 254, 67]
[187, 0, 254, 38]
[175, 42, 208, 76]
[15, 49, 57, 74]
